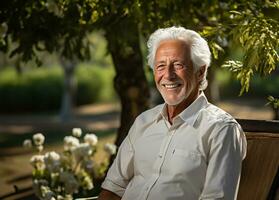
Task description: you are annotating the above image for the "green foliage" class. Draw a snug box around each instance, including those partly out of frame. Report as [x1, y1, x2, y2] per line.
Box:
[0, 66, 116, 113]
[76, 67, 102, 105]
[88, 31, 113, 68]
[0, 68, 63, 112]
[266, 96, 279, 109]
[0, 0, 97, 65]
[76, 64, 117, 105]
[136, 0, 279, 96]
[1, 0, 278, 98]
[216, 69, 279, 99]
[220, 1, 279, 95]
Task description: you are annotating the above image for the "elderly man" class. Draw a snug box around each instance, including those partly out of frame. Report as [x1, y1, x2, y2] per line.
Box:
[98, 26, 247, 200]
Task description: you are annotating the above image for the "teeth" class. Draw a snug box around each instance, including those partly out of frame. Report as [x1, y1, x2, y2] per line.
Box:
[163, 84, 179, 88]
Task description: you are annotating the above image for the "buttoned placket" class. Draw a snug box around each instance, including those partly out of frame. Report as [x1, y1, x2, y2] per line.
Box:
[140, 120, 178, 200]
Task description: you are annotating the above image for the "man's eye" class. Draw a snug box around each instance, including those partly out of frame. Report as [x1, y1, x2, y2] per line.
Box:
[156, 65, 165, 71]
[174, 63, 184, 69]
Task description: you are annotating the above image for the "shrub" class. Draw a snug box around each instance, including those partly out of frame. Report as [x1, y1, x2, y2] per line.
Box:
[0, 65, 117, 113]
[0, 68, 63, 112]
[23, 129, 116, 200]
[75, 65, 117, 105]
[76, 67, 103, 105]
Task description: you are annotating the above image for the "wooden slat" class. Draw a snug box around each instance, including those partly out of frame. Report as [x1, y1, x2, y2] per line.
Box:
[237, 119, 279, 133]
[245, 132, 279, 139]
[237, 134, 279, 200]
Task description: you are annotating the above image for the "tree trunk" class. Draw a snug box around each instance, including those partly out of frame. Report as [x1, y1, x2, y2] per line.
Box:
[273, 108, 279, 120]
[59, 58, 77, 122]
[204, 46, 231, 103]
[105, 17, 150, 147]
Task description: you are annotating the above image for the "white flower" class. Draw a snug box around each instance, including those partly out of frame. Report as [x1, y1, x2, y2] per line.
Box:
[23, 139, 32, 148]
[72, 128, 82, 137]
[37, 145, 44, 152]
[73, 143, 92, 161]
[27, 131, 97, 200]
[104, 143, 117, 155]
[33, 133, 45, 146]
[40, 185, 55, 200]
[59, 172, 79, 194]
[30, 155, 45, 170]
[33, 179, 49, 197]
[84, 133, 98, 146]
[57, 195, 64, 200]
[44, 151, 60, 173]
[45, 151, 60, 161]
[64, 136, 80, 151]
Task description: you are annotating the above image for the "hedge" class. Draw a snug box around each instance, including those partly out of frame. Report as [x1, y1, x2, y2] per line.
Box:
[0, 65, 117, 113]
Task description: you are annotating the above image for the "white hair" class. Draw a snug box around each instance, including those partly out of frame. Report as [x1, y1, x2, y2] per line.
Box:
[147, 26, 211, 90]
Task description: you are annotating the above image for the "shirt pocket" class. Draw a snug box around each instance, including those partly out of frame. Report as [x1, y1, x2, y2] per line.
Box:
[170, 148, 205, 176]
[174, 149, 201, 161]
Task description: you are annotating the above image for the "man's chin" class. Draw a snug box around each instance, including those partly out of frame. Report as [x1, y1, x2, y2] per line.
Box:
[163, 98, 185, 106]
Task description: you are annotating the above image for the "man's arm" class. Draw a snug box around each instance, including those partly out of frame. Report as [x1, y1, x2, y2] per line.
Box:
[98, 189, 121, 200]
[200, 123, 247, 200]
[100, 122, 137, 198]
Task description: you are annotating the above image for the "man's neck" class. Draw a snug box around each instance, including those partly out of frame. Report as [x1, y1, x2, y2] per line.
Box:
[167, 91, 200, 124]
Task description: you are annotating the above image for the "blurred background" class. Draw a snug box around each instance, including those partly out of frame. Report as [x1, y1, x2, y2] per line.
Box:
[0, 0, 278, 199]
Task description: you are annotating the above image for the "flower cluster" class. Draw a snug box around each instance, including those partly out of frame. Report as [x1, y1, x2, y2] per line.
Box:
[23, 128, 116, 200]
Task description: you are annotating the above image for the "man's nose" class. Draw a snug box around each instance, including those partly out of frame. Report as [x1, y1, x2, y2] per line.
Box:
[165, 65, 176, 79]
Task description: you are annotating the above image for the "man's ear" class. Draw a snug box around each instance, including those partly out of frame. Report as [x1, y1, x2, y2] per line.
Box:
[197, 65, 206, 81]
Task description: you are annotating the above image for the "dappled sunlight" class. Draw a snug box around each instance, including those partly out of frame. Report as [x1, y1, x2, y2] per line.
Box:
[217, 99, 273, 120]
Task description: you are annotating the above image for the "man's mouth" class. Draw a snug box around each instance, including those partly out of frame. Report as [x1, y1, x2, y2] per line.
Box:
[162, 83, 182, 89]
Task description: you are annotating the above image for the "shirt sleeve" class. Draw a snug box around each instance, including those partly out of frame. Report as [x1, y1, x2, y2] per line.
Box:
[101, 123, 136, 197]
[199, 123, 247, 200]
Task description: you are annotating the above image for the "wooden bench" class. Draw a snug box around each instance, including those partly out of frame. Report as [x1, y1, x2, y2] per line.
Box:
[237, 119, 279, 200]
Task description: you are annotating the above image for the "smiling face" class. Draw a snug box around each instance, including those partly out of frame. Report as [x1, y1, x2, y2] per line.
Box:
[154, 39, 202, 107]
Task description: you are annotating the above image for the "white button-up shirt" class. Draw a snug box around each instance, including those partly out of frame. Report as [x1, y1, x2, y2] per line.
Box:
[101, 93, 247, 200]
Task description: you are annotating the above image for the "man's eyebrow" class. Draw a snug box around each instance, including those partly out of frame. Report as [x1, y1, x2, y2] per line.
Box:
[155, 61, 166, 65]
[173, 59, 184, 62]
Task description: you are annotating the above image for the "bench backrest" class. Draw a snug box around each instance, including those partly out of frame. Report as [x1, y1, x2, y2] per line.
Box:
[237, 133, 279, 200]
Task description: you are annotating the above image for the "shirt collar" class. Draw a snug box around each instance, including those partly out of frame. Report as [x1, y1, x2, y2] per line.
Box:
[156, 92, 209, 126]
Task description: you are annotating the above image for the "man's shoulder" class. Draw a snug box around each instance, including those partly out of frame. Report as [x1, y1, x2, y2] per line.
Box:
[196, 103, 243, 142]
[200, 103, 238, 126]
[128, 104, 164, 141]
[136, 104, 164, 123]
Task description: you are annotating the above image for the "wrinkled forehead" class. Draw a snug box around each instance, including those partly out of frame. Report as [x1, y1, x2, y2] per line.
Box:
[155, 39, 192, 61]
[157, 38, 190, 48]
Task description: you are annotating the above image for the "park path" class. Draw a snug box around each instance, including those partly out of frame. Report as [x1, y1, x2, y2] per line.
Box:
[0, 102, 121, 135]
[0, 98, 273, 136]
